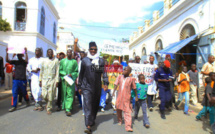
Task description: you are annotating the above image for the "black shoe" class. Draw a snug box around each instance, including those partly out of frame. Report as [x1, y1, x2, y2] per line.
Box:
[184, 112, 190, 116]
[149, 107, 153, 112]
[174, 104, 179, 110]
[84, 127, 92, 134]
[160, 110, 166, 119]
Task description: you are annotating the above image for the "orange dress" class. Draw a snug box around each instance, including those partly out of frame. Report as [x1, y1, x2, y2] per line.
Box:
[114, 75, 136, 113]
[178, 73, 190, 93]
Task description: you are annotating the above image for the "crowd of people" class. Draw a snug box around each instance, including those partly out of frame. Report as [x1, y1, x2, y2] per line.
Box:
[1, 41, 215, 134]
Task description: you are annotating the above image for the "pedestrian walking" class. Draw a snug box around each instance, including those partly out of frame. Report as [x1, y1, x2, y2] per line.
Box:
[155, 60, 173, 119]
[146, 55, 158, 112]
[133, 74, 150, 128]
[201, 55, 215, 85]
[56, 52, 65, 111]
[27, 48, 43, 111]
[60, 49, 78, 116]
[6, 47, 30, 112]
[4, 62, 13, 90]
[196, 77, 215, 125]
[39, 49, 59, 115]
[175, 66, 190, 115]
[77, 50, 86, 115]
[78, 42, 109, 134]
[112, 66, 138, 132]
[187, 64, 198, 105]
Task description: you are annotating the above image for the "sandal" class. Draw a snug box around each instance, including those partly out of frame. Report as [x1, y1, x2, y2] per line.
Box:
[84, 127, 92, 134]
[47, 111, 52, 115]
[38, 107, 44, 111]
[127, 129, 133, 132]
[33, 107, 38, 111]
[118, 122, 122, 125]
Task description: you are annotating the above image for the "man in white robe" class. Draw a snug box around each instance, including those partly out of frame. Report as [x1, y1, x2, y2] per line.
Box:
[28, 48, 43, 111]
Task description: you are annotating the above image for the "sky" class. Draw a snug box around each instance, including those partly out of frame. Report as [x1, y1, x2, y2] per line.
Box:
[51, 0, 164, 50]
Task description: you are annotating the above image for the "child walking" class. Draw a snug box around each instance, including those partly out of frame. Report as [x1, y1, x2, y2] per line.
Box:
[112, 66, 138, 132]
[187, 64, 198, 105]
[196, 77, 215, 125]
[134, 74, 150, 128]
[175, 66, 190, 115]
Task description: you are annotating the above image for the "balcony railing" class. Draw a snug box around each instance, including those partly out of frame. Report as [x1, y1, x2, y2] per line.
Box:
[140, 0, 180, 35]
[15, 22, 26, 31]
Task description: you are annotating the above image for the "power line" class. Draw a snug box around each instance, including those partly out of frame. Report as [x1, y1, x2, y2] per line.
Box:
[59, 22, 138, 29]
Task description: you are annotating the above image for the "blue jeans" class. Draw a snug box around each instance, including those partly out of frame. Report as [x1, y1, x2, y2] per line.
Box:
[196, 106, 215, 125]
[12, 80, 29, 107]
[177, 91, 189, 113]
[134, 99, 150, 125]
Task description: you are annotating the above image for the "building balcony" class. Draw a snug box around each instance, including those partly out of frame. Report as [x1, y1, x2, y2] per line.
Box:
[15, 22, 26, 31]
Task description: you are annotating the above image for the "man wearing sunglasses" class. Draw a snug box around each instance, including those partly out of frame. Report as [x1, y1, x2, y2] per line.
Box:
[78, 42, 109, 134]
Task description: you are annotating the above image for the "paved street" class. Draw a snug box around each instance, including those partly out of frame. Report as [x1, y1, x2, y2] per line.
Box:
[0, 97, 212, 134]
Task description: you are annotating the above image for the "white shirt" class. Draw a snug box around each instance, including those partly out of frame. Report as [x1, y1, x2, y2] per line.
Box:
[27, 57, 43, 79]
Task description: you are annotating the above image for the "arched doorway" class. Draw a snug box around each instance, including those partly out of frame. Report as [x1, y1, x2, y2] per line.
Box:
[155, 39, 163, 62]
[141, 47, 147, 63]
[155, 39, 163, 51]
[178, 23, 197, 72]
[180, 24, 196, 40]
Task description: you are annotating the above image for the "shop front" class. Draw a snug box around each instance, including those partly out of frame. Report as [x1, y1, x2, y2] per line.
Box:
[156, 33, 215, 102]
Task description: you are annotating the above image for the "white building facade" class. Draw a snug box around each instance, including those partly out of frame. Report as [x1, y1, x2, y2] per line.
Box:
[0, 0, 60, 58]
[129, 0, 215, 101]
[129, 0, 215, 63]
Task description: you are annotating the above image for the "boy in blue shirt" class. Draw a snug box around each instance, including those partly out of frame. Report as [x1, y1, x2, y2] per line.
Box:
[133, 74, 150, 128]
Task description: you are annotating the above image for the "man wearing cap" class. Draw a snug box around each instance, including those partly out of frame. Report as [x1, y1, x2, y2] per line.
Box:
[78, 42, 109, 133]
[155, 60, 173, 119]
[60, 49, 78, 116]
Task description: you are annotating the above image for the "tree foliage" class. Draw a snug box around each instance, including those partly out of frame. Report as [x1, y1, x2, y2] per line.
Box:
[0, 19, 12, 32]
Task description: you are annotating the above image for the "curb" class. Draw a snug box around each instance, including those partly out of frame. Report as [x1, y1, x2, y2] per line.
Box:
[0, 87, 30, 101]
[0, 93, 12, 100]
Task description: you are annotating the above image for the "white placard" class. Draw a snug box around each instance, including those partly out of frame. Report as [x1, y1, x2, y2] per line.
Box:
[64, 75, 74, 86]
[8, 46, 25, 54]
[101, 40, 129, 56]
[128, 63, 157, 84]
